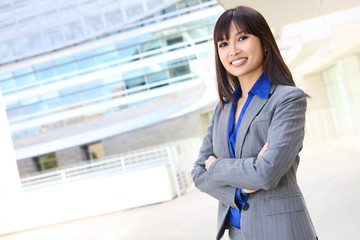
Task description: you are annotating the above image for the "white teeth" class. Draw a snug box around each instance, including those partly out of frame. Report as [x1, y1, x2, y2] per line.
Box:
[232, 58, 246, 65]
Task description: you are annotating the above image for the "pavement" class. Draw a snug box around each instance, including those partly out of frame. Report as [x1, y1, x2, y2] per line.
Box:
[1, 136, 359, 240]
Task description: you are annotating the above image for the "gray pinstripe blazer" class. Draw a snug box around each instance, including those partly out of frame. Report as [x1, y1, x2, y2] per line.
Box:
[192, 84, 317, 240]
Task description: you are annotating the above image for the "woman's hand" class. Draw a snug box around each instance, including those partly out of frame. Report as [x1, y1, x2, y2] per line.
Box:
[205, 155, 216, 171]
[243, 142, 270, 194]
[257, 142, 269, 158]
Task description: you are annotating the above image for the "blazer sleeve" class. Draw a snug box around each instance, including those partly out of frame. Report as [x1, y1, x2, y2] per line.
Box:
[207, 87, 307, 190]
[191, 104, 238, 208]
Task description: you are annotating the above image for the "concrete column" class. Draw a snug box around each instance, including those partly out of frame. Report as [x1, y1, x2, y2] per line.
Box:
[0, 89, 21, 207]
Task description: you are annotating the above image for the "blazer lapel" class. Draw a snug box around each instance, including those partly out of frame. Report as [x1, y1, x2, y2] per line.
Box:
[235, 84, 276, 157]
[218, 103, 232, 158]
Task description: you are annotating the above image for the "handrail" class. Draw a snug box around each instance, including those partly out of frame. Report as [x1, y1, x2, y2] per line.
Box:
[21, 146, 170, 187]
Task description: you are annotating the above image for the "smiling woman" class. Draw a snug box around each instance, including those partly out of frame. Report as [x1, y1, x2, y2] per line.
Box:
[216, 21, 264, 88]
[192, 6, 318, 240]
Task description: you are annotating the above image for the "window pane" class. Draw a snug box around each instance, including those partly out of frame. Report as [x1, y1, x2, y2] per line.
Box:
[81, 80, 102, 90]
[55, 62, 75, 75]
[123, 69, 145, 79]
[53, 56, 73, 65]
[40, 91, 60, 100]
[0, 72, 13, 81]
[36, 68, 54, 80]
[75, 50, 94, 60]
[13, 67, 33, 77]
[43, 98, 62, 109]
[96, 51, 119, 64]
[125, 76, 145, 89]
[15, 74, 36, 86]
[82, 88, 103, 100]
[6, 108, 22, 119]
[62, 93, 82, 105]
[60, 86, 81, 95]
[147, 70, 169, 84]
[76, 57, 96, 70]
[103, 81, 126, 95]
[21, 102, 42, 114]
[95, 44, 117, 54]
[118, 45, 139, 61]
[1, 79, 16, 90]
[141, 39, 161, 53]
[33, 62, 53, 71]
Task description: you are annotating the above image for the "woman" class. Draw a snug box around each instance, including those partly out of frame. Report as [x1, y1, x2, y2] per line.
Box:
[191, 6, 317, 240]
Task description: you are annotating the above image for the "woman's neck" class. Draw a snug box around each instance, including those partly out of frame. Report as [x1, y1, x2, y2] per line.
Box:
[238, 71, 263, 98]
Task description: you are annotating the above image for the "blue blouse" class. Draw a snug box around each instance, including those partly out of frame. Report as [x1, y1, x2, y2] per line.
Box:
[227, 73, 271, 228]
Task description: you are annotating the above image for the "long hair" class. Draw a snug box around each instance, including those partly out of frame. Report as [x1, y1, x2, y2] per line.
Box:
[214, 6, 295, 108]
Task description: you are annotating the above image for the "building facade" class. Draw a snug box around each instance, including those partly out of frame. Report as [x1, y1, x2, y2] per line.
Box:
[0, 0, 223, 177]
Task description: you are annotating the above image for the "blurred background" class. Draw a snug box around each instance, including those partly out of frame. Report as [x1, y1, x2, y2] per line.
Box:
[0, 0, 359, 239]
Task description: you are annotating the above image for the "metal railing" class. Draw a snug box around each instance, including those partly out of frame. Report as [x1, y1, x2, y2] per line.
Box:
[21, 146, 170, 187]
[20, 137, 202, 195]
[305, 104, 360, 141]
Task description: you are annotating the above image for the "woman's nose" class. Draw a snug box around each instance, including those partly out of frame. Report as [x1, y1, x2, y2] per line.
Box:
[229, 42, 240, 56]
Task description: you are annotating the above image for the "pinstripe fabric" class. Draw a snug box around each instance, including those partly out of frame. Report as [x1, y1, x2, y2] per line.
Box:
[192, 84, 317, 240]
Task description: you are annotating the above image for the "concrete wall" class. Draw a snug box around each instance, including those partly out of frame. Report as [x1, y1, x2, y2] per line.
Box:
[103, 110, 211, 155]
[16, 158, 37, 176]
[56, 146, 85, 168]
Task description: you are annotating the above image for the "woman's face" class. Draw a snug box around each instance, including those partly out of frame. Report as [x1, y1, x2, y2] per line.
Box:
[217, 20, 265, 82]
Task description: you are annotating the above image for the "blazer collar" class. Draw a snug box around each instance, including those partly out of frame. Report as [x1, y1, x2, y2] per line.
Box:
[234, 84, 277, 157]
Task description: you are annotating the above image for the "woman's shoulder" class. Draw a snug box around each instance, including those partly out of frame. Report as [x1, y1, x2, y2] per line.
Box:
[271, 84, 306, 100]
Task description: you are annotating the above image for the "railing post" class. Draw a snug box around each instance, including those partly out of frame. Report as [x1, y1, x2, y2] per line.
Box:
[167, 147, 181, 198]
[60, 170, 67, 183]
[120, 157, 127, 173]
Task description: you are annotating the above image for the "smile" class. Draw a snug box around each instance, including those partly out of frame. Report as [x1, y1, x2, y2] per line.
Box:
[231, 58, 247, 65]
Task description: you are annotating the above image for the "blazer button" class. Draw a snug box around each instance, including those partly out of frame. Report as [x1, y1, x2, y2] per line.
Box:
[242, 203, 249, 211]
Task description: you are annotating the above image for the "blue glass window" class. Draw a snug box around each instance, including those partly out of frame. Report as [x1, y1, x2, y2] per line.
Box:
[145, 63, 167, 74]
[21, 102, 43, 114]
[5, 100, 20, 110]
[13, 67, 33, 77]
[55, 63, 75, 75]
[36, 68, 54, 80]
[53, 56, 73, 65]
[103, 81, 126, 95]
[118, 45, 139, 62]
[0, 72, 13, 81]
[21, 96, 39, 106]
[95, 44, 117, 54]
[34, 62, 53, 71]
[6, 108, 22, 120]
[1, 79, 16, 90]
[26, 126, 40, 135]
[141, 39, 162, 56]
[62, 93, 82, 105]
[15, 74, 36, 86]
[81, 80, 102, 91]
[76, 57, 96, 70]
[40, 91, 60, 100]
[60, 86, 81, 95]
[43, 98, 62, 110]
[125, 76, 145, 90]
[116, 37, 137, 49]
[147, 70, 169, 84]
[96, 51, 119, 64]
[123, 69, 145, 79]
[82, 88, 103, 100]
[75, 50, 94, 60]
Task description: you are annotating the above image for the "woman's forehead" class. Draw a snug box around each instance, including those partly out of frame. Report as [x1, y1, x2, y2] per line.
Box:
[217, 20, 246, 40]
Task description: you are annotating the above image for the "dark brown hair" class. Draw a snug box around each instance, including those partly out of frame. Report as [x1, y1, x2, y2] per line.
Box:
[214, 6, 295, 108]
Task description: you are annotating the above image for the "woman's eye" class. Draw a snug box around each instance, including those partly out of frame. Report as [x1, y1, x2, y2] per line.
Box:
[218, 42, 227, 48]
[239, 36, 248, 41]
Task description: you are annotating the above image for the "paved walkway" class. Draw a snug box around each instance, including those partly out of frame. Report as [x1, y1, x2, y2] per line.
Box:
[1, 137, 359, 240]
